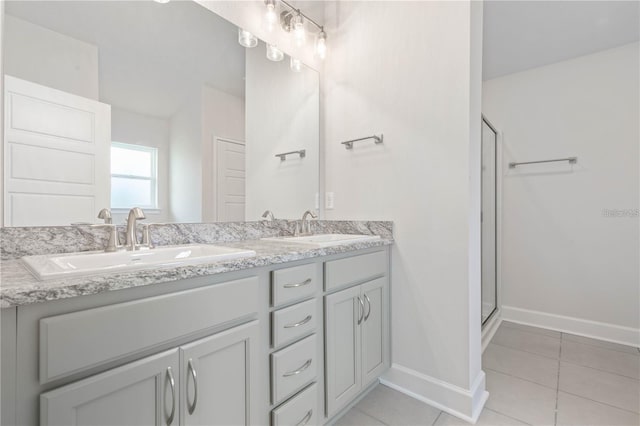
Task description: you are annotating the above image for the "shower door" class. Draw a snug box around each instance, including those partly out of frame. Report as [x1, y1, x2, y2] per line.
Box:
[481, 116, 498, 325]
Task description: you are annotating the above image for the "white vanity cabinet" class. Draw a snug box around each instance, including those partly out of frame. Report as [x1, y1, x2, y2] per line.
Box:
[324, 253, 390, 418]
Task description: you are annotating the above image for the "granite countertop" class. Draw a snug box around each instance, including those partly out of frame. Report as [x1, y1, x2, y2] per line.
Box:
[0, 237, 393, 309]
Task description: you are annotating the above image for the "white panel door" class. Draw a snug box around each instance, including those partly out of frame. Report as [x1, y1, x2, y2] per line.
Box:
[180, 321, 259, 426]
[3, 75, 111, 226]
[40, 348, 180, 426]
[215, 138, 245, 222]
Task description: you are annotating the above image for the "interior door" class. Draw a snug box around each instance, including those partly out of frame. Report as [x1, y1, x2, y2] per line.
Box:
[481, 117, 498, 325]
[3, 75, 111, 226]
[361, 277, 387, 386]
[40, 348, 179, 426]
[215, 137, 246, 222]
[324, 285, 362, 417]
[180, 321, 258, 426]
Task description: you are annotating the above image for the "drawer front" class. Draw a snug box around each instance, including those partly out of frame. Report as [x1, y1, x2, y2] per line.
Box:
[40, 276, 258, 384]
[272, 383, 318, 426]
[325, 250, 387, 291]
[271, 334, 317, 404]
[272, 299, 317, 349]
[272, 263, 318, 307]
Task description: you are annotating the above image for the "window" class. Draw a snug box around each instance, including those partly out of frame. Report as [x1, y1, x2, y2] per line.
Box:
[110, 142, 158, 209]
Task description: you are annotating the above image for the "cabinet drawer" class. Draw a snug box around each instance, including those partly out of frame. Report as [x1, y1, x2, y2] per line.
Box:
[325, 250, 387, 291]
[271, 334, 317, 404]
[272, 263, 318, 307]
[39, 276, 258, 384]
[272, 299, 317, 349]
[272, 383, 318, 426]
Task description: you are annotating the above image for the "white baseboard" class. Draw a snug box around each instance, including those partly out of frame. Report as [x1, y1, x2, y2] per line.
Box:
[481, 311, 502, 352]
[502, 305, 640, 347]
[381, 364, 489, 424]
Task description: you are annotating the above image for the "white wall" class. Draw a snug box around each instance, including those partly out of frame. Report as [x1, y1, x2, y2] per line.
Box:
[3, 15, 98, 100]
[111, 107, 171, 224]
[201, 84, 245, 222]
[245, 42, 320, 220]
[483, 43, 640, 345]
[323, 1, 486, 420]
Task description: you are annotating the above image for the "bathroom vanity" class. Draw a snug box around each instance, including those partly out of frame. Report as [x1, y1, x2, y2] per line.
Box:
[0, 222, 392, 426]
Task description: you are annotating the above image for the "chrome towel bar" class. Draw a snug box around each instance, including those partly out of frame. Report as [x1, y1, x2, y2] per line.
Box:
[509, 157, 577, 169]
[275, 150, 306, 161]
[341, 134, 383, 149]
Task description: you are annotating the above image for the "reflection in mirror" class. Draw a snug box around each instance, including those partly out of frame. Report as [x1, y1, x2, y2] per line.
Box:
[2, 0, 319, 227]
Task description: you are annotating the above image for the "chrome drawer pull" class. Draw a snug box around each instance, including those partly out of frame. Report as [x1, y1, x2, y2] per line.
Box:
[283, 359, 312, 377]
[165, 367, 176, 425]
[284, 278, 312, 289]
[187, 359, 198, 415]
[357, 296, 365, 325]
[284, 315, 312, 328]
[296, 409, 313, 426]
[364, 294, 372, 322]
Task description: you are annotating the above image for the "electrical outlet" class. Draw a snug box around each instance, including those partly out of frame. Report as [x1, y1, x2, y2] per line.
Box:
[325, 192, 335, 210]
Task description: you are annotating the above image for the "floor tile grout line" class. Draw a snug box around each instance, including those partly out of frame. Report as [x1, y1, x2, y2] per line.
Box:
[484, 367, 559, 391]
[558, 359, 640, 382]
[501, 322, 561, 340]
[483, 407, 535, 425]
[557, 389, 640, 416]
[562, 334, 640, 357]
[352, 406, 391, 426]
[554, 335, 563, 426]
[489, 341, 560, 361]
[431, 411, 443, 426]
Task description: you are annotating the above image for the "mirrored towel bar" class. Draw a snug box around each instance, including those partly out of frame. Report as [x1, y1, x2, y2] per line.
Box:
[275, 149, 306, 161]
[509, 156, 577, 169]
[341, 134, 383, 149]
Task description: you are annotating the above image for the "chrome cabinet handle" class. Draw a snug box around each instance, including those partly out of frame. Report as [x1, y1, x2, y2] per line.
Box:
[364, 294, 372, 322]
[187, 359, 198, 415]
[284, 315, 312, 328]
[284, 278, 312, 289]
[357, 297, 365, 325]
[283, 359, 312, 377]
[296, 409, 313, 426]
[165, 367, 176, 425]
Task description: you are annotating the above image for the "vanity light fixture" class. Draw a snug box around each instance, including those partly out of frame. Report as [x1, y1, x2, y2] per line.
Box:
[153, 0, 171, 3]
[238, 28, 258, 48]
[264, 0, 278, 31]
[316, 29, 327, 59]
[290, 57, 302, 72]
[266, 44, 284, 62]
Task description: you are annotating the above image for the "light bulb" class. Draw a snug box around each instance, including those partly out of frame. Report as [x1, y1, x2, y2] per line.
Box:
[153, 0, 170, 3]
[291, 12, 305, 46]
[266, 44, 284, 62]
[316, 30, 327, 60]
[238, 28, 258, 48]
[290, 57, 302, 72]
[264, 0, 277, 31]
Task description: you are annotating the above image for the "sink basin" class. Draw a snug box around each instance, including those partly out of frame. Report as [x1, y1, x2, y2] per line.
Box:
[261, 234, 381, 248]
[22, 245, 257, 280]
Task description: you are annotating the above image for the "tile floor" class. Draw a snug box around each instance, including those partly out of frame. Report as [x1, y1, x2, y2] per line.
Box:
[335, 321, 640, 426]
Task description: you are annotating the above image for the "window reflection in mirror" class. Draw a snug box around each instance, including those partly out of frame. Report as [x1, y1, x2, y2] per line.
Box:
[1, 0, 319, 227]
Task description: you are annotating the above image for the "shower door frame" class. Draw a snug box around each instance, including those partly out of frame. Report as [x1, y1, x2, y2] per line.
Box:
[481, 115, 498, 327]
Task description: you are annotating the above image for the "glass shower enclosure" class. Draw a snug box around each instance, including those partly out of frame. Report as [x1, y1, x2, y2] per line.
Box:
[481, 116, 498, 325]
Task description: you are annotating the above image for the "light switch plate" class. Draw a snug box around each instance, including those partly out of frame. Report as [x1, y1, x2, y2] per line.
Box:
[325, 192, 335, 209]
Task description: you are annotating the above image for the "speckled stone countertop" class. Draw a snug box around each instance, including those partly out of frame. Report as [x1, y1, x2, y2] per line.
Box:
[0, 221, 393, 308]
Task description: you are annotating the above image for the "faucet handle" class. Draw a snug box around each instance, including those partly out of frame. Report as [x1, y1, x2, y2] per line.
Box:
[104, 225, 123, 252]
[97, 208, 113, 224]
[141, 224, 153, 249]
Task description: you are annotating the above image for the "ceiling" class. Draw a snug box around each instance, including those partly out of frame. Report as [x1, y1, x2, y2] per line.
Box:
[483, 1, 640, 80]
[5, 0, 245, 118]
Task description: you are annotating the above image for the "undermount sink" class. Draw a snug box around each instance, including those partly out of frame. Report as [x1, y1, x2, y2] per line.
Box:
[22, 245, 257, 280]
[261, 234, 381, 248]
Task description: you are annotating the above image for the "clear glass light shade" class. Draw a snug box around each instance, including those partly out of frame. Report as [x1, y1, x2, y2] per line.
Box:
[291, 13, 305, 46]
[265, 2, 277, 31]
[290, 57, 302, 72]
[316, 33, 327, 59]
[266, 44, 284, 62]
[238, 28, 258, 48]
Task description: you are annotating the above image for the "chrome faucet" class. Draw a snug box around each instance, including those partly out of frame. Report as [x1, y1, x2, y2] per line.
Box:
[297, 210, 318, 236]
[261, 210, 276, 221]
[125, 207, 146, 251]
[97, 208, 113, 224]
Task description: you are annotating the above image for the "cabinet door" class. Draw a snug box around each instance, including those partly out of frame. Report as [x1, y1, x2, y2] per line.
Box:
[41, 348, 180, 426]
[361, 277, 388, 386]
[180, 321, 259, 426]
[324, 285, 362, 417]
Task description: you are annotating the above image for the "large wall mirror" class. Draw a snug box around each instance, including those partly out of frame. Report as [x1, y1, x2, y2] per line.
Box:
[2, 0, 319, 227]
